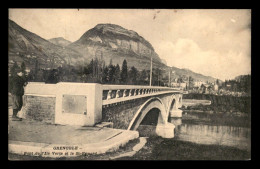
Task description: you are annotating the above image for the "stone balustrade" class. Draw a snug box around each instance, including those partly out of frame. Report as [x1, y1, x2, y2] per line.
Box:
[102, 85, 182, 105]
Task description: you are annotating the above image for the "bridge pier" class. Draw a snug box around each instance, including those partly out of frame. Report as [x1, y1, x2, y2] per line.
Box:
[155, 123, 175, 138]
[170, 118, 182, 126]
[170, 109, 183, 117]
[169, 94, 183, 118]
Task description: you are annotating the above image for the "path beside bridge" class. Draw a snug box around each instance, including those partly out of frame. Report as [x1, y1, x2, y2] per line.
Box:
[8, 108, 139, 158]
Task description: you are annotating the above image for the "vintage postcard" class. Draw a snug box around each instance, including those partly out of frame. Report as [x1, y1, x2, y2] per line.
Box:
[8, 9, 251, 160]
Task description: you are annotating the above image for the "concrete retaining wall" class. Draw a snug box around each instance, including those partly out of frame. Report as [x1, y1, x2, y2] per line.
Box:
[22, 82, 102, 126]
[23, 95, 56, 123]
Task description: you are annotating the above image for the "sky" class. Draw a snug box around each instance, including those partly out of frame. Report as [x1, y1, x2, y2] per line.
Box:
[9, 9, 251, 80]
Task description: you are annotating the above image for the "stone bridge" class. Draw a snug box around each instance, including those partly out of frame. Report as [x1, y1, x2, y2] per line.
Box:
[21, 82, 183, 138]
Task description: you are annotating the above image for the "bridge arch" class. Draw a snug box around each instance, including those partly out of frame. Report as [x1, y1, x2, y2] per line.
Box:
[167, 94, 183, 118]
[127, 97, 167, 131]
[165, 94, 177, 118]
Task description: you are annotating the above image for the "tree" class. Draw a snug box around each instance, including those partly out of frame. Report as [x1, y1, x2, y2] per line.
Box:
[21, 62, 26, 74]
[27, 70, 34, 81]
[90, 56, 104, 83]
[177, 76, 184, 83]
[102, 66, 109, 83]
[107, 63, 115, 83]
[76, 64, 86, 83]
[83, 64, 90, 76]
[58, 66, 68, 82]
[88, 59, 94, 77]
[153, 68, 163, 86]
[34, 60, 39, 81]
[120, 59, 128, 84]
[188, 76, 194, 89]
[114, 64, 121, 84]
[129, 66, 138, 85]
[216, 79, 220, 86]
[46, 69, 59, 83]
[138, 69, 148, 85]
[20, 61, 28, 82]
[34, 69, 44, 82]
[93, 57, 98, 78]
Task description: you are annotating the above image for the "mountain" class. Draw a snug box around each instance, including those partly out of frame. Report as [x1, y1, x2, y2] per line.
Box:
[48, 37, 71, 47]
[171, 67, 217, 83]
[68, 23, 217, 82]
[8, 20, 218, 83]
[8, 19, 83, 70]
[235, 74, 251, 81]
[68, 23, 165, 69]
[161, 59, 167, 65]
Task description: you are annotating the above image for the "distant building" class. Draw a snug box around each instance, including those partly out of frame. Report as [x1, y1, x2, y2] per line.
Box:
[171, 82, 187, 89]
[194, 80, 205, 87]
[179, 82, 187, 89]
[200, 84, 210, 94]
[213, 84, 219, 91]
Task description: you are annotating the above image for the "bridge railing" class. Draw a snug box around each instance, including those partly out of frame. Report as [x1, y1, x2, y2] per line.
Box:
[102, 85, 182, 105]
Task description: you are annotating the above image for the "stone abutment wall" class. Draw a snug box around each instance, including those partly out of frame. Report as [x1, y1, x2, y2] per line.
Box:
[23, 95, 56, 123]
[102, 97, 149, 129]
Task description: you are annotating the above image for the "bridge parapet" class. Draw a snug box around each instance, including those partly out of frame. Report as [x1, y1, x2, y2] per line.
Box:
[102, 85, 182, 106]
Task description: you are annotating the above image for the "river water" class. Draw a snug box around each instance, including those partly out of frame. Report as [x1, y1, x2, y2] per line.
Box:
[138, 111, 251, 152]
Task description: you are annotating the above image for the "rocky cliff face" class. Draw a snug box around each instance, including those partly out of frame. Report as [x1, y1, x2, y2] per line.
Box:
[68, 24, 162, 69]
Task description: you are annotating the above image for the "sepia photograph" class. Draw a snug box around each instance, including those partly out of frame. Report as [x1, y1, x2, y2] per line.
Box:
[8, 8, 251, 160]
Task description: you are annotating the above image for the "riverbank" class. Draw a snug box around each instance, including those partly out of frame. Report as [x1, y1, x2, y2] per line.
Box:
[182, 93, 251, 114]
[9, 136, 250, 160]
[181, 93, 251, 128]
[117, 136, 251, 160]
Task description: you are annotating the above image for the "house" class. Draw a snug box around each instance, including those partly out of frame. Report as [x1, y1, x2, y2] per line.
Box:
[171, 82, 187, 89]
[226, 84, 231, 88]
[171, 82, 179, 87]
[179, 82, 187, 89]
[200, 84, 210, 94]
[194, 80, 205, 87]
[213, 84, 219, 91]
